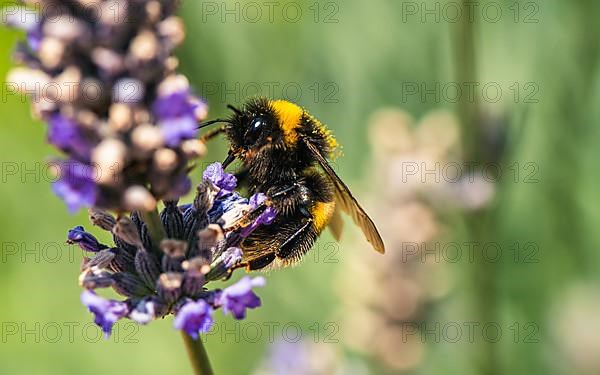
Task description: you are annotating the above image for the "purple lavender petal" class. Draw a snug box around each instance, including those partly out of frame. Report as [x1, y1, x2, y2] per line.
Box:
[129, 299, 156, 325]
[158, 116, 198, 147]
[240, 193, 277, 237]
[173, 299, 214, 340]
[80, 290, 128, 338]
[249, 193, 267, 209]
[153, 91, 196, 119]
[256, 207, 277, 226]
[153, 91, 201, 146]
[216, 276, 266, 320]
[223, 247, 243, 269]
[207, 192, 247, 223]
[27, 29, 42, 52]
[52, 160, 97, 213]
[48, 114, 92, 160]
[203, 162, 237, 193]
[67, 226, 108, 252]
[26, 22, 42, 52]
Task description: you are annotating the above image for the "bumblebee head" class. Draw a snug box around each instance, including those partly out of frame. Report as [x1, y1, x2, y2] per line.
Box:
[222, 97, 303, 167]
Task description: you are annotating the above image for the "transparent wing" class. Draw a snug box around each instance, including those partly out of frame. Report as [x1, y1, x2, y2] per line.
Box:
[328, 205, 344, 241]
[304, 140, 385, 253]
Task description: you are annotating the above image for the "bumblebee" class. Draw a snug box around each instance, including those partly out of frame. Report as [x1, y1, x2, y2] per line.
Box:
[201, 97, 385, 270]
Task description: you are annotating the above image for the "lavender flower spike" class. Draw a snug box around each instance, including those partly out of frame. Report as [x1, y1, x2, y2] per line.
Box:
[70, 165, 273, 338]
[173, 299, 214, 340]
[81, 290, 128, 338]
[216, 276, 266, 320]
[67, 226, 108, 253]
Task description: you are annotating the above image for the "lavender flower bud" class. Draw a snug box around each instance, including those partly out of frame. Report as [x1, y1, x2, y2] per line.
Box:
[79, 269, 115, 289]
[88, 208, 117, 231]
[112, 273, 152, 298]
[87, 249, 116, 269]
[92, 139, 128, 185]
[161, 201, 185, 239]
[134, 250, 161, 290]
[131, 124, 164, 155]
[182, 182, 214, 245]
[160, 239, 187, 272]
[67, 226, 108, 252]
[157, 273, 183, 305]
[181, 258, 208, 298]
[204, 247, 243, 282]
[113, 216, 143, 249]
[107, 248, 136, 274]
[124, 186, 158, 212]
[192, 224, 224, 261]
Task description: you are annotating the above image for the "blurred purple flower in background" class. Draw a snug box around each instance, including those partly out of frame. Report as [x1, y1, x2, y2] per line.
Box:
[4, 0, 208, 212]
[154, 91, 200, 147]
[52, 161, 98, 213]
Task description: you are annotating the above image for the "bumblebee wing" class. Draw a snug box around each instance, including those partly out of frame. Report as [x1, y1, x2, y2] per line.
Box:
[303, 140, 385, 254]
[328, 205, 344, 241]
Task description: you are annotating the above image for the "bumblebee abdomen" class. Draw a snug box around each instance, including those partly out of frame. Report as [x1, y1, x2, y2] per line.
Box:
[310, 200, 336, 233]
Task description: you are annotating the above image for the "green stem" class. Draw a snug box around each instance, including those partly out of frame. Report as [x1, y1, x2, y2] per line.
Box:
[454, 0, 480, 162]
[181, 332, 214, 375]
[465, 214, 497, 375]
[141, 208, 167, 253]
[140, 209, 214, 374]
[453, 1, 498, 374]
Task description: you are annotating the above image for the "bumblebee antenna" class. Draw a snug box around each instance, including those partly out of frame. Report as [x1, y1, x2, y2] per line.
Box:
[227, 104, 242, 114]
[198, 119, 229, 129]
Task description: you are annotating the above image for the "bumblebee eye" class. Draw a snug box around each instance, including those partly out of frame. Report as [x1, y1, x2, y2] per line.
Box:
[244, 116, 266, 145]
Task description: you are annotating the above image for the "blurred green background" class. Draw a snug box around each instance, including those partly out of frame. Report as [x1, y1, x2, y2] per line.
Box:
[1, 0, 600, 374]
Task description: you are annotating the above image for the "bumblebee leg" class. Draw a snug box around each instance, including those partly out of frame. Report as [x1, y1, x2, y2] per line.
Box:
[236, 219, 314, 270]
[276, 218, 315, 261]
[270, 183, 299, 198]
[229, 252, 277, 272]
[229, 183, 299, 230]
[200, 125, 226, 142]
[246, 252, 277, 270]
